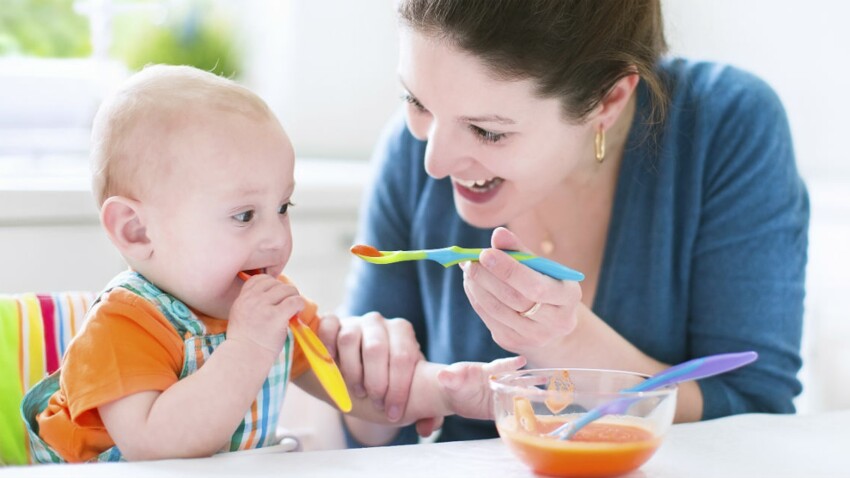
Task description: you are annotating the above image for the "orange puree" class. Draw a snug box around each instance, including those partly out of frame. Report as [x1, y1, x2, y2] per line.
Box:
[498, 417, 660, 478]
[350, 244, 382, 257]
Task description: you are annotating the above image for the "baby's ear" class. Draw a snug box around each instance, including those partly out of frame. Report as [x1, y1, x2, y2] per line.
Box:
[100, 196, 152, 262]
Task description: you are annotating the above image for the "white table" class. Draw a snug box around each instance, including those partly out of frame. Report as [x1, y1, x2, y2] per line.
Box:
[2, 410, 847, 477]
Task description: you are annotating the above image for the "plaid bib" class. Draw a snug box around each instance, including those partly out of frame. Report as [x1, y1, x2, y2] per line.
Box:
[21, 271, 292, 463]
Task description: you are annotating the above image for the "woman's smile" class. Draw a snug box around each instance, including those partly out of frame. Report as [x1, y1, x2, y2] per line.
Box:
[452, 176, 505, 203]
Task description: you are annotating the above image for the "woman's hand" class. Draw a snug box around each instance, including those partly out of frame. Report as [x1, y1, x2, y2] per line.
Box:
[318, 312, 424, 423]
[461, 227, 583, 365]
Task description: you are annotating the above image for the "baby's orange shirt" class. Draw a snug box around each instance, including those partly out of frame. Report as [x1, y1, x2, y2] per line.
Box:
[36, 282, 320, 462]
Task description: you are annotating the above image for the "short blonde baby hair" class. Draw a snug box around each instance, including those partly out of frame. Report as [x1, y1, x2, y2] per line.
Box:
[90, 64, 275, 206]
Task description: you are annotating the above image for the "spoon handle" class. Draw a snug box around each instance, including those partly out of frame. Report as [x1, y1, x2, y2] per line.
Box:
[426, 247, 585, 281]
[626, 351, 758, 392]
[551, 351, 758, 440]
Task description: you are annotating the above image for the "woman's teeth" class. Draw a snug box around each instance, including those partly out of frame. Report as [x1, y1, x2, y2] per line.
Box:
[455, 177, 504, 192]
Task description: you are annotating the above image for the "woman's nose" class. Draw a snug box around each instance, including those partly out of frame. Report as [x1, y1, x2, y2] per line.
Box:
[422, 123, 468, 180]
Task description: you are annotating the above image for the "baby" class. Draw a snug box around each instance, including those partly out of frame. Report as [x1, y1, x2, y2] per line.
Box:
[20, 65, 522, 463]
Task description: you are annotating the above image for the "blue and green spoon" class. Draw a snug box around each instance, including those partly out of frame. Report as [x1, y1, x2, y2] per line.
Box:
[350, 244, 585, 281]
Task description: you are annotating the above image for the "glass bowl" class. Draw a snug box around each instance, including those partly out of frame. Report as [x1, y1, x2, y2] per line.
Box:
[490, 368, 677, 478]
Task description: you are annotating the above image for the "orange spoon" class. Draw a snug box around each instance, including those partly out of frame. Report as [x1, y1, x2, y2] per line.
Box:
[238, 270, 352, 412]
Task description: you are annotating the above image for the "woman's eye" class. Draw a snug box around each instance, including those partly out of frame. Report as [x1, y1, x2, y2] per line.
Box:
[233, 210, 254, 223]
[279, 202, 294, 215]
[470, 125, 505, 144]
[401, 93, 427, 113]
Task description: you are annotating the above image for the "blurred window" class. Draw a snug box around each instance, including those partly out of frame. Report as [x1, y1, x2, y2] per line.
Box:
[0, 0, 243, 177]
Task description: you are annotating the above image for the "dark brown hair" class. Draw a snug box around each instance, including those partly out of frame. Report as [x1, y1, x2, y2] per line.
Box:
[398, 0, 668, 125]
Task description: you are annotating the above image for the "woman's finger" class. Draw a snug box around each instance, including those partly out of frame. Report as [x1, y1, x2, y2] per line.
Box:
[382, 318, 421, 422]
[464, 272, 574, 354]
[316, 313, 341, 359]
[359, 313, 390, 408]
[463, 261, 562, 334]
[463, 260, 542, 313]
[491, 226, 526, 251]
[478, 248, 571, 305]
[336, 318, 366, 398]
[463, 277, 534, 348]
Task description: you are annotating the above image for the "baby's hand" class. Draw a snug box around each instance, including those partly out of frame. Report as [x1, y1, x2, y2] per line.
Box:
[436, 356, 526, 420]
[227, 274, 305, 357]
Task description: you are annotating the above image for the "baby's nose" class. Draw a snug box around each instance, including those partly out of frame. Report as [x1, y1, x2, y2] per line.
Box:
[258, 219, 291, 252]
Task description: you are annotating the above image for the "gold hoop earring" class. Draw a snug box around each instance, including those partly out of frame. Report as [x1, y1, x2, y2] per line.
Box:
[595, 126, 606, 163]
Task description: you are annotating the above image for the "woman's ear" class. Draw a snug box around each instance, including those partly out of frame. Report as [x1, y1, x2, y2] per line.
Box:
[100, 196, 153, 262]
[594, 73, 640, 130]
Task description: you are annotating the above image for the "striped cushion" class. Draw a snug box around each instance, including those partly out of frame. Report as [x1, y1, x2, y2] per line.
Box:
[0, 292, 95, 466]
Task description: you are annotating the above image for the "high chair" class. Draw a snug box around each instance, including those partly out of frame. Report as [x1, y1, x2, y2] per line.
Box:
[0, 292, 95, 465]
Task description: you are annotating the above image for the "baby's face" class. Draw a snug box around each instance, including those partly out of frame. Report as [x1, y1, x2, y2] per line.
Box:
[139, 110, 296, 319]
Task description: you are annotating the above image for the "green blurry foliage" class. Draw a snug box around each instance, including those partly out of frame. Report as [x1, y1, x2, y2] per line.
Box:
[0, 0, 242, 78]
[0, 0, 91, 57]
[112, 1, 242, 78]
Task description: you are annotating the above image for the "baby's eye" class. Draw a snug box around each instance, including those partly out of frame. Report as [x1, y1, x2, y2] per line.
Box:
[233, 210, 255, 223]
[470, 125, 505, 144]
[279, 201, 294, 215]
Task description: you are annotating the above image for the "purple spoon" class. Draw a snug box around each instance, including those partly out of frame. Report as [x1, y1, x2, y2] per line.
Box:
[549, 351, 758, 440]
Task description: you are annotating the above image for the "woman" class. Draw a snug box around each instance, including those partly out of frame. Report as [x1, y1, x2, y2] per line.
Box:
[334, 0, 808, 445]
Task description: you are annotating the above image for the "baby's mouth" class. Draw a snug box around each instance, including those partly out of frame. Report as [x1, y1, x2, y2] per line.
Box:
[238, 268, 267, 281]
[454, 177, 504, 193]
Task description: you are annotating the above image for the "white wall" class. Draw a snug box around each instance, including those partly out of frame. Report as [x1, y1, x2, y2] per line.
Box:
[238, 0, 401, 161]
[662, 0, 850, 180]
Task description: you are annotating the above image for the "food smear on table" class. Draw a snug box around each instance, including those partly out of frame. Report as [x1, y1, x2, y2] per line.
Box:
[499, 397, 660, 478]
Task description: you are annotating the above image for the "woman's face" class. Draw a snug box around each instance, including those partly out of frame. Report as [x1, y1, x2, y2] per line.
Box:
[397, 28, 596, 228]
